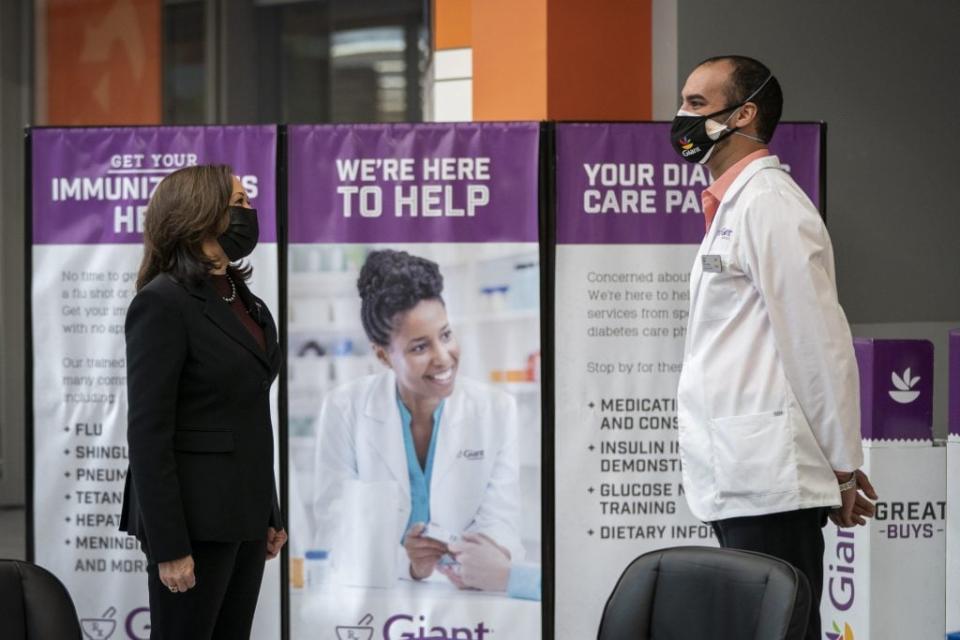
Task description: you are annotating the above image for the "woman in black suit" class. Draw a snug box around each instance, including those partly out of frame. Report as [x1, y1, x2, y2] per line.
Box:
[120, 164, 287, 639]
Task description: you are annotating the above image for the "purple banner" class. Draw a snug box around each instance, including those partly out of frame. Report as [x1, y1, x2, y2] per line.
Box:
[32, 126, 278, 245]
[287, 123, 540, 243]
[854, 338, 934, 441]
[950, 330, 960, 436]
[555, 122, 822, 245]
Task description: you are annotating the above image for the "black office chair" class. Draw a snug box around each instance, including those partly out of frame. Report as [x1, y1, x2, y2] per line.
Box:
[0, 559, 82, 639]
[597, 546, 811, 640]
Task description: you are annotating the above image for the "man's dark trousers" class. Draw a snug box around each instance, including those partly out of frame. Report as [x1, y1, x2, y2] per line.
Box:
[712, 507, 828, 640]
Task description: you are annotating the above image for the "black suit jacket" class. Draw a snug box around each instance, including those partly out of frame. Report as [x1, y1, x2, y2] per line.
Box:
[120, 272, 283, 563]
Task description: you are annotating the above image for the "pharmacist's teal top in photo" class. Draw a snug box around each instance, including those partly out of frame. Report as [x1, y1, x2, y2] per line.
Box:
[507, 563, 542, 601]
[397, 395, 445, 534]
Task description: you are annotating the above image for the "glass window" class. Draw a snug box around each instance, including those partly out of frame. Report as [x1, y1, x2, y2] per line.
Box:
[330, 26, 408, 122]
[251, 0, 424, 124]
[163, 0, 206, 124]
[258, 1, 332, 123]
[38, 0, 424, 126]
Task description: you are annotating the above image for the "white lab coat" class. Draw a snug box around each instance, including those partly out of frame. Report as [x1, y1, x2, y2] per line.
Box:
[677, 155, 863, 522]
[312, 371, 523, 569]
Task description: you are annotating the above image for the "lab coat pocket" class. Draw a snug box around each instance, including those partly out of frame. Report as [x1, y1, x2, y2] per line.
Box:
[710, 409, 796, 498]
[695, 254, 738, 322]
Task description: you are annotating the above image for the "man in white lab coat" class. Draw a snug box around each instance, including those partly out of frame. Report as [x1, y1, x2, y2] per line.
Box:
[672, 55, 878, 639]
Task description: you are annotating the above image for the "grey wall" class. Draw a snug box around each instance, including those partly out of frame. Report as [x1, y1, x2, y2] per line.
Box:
[677, 1, 960, 439]
[651, 0, 678, 120]
[0, 0, 31, 506]
[677, 0, 960, 324]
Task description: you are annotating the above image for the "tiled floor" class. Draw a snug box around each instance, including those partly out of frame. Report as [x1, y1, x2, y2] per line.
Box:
[0, 506, 26, 560]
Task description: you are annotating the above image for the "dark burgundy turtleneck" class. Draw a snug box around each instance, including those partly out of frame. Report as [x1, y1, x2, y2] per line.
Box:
[210, 274, 266, 352]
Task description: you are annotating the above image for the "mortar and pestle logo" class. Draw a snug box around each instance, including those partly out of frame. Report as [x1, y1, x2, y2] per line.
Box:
[80, 607, 117, 639]
[335, 613, 375, 640]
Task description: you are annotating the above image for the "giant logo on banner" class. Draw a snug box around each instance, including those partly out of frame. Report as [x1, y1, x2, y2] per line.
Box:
[29, 126, 280, 639]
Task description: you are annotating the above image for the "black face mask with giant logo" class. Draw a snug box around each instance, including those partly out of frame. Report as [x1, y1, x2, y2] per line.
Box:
[669, 74, 773, 165]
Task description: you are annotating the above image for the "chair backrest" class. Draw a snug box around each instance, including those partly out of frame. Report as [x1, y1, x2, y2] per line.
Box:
[597, 546, 811, 640]
[0, 559, 82, 640]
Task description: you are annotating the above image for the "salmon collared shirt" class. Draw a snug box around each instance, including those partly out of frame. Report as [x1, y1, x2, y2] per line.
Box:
[700, 149, 770, 231]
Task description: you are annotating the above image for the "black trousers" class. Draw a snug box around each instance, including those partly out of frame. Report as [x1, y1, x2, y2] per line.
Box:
[145, 540, 267, 640]
[711, 508, 828, 640]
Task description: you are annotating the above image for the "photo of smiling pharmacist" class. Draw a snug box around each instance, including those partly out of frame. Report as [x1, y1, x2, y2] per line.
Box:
[312, 249, 523, 586]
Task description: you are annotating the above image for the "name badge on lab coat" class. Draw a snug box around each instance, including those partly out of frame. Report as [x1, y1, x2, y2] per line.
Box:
[702, 254, 724, 273]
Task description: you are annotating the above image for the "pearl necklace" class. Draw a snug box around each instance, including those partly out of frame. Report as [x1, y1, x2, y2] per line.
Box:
[221, 274, 237, 303]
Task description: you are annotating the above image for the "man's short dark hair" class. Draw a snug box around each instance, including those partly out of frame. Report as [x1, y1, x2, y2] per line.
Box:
[699, 55, 783, 143]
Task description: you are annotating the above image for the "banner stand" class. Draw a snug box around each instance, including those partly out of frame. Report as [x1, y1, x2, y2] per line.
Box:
[946, 329, 960, 637]
[24, 128, 36, 563]
[539, 121, 557, 640]
[551, 122, 825, 639]
[285, 122, 544, 639]
[822, 338, 945, 639]
[24, 120, 831, 640]
[27, 125, 283, 640]
[277, 124, 291, 640]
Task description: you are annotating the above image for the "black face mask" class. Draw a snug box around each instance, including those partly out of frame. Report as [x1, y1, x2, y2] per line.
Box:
[669, 74, 774, 165]
[217, 206, 259, 261]
[670, 105, 741, 164]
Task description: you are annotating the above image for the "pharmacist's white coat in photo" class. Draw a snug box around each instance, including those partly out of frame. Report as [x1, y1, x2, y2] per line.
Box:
[677, 154, 864, 522]
[312, 369, 523, 570]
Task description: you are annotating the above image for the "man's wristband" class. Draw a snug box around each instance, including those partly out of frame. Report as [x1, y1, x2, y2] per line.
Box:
[838, 475, 857, 492]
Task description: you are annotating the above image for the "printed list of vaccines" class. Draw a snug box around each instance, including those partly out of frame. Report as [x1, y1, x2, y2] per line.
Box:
[34, 254, 145, 576]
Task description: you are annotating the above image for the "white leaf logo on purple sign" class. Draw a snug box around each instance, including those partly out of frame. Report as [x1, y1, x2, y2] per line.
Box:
[889, 367, 921, 404]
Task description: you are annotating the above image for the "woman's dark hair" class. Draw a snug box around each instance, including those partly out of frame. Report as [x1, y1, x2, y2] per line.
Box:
[357, 250, 445, 346]
[135, 164, 251, 291]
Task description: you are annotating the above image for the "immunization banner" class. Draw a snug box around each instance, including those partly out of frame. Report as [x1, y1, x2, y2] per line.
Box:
[553, 122, 823, 639]
[285, 123, 543, 640]
[30, 126, 281, 640]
